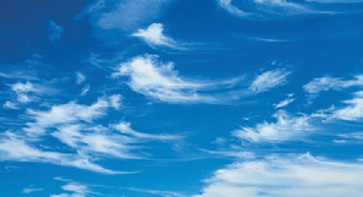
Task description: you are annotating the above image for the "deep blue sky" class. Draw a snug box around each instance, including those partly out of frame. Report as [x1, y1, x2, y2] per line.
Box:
[0, 0, 363, 196]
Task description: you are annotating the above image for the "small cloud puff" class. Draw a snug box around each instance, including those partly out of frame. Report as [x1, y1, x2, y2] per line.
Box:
[132, 23, 186, 50]
[249, 69, 291, 93]
[233, 110, 314, 143]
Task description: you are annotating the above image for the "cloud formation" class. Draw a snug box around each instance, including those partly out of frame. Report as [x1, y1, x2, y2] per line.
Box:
[233, 110, 314, 143]
[113, 55, 288, 104]
[0, 132, 118, 174]
[195, 153, 363, 197]
[50, 178, 91, 197]
[333, 91, 363, 121]
[49, 20, 64, 42]
[0, 95, 181, 174]
[96, 0, 170, 31]
[133, 23, 185, 50]
[216, 0, 329, 18]
[274, 97, 295, 109]
[249, 69, 290, 93]
[303, 75, 363, 99]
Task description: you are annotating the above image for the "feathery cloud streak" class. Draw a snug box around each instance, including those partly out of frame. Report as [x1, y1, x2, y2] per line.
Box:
[113, 55, 290, 104]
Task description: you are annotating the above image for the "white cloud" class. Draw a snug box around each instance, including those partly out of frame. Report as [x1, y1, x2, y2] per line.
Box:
[337, 132, 363, 140]
[195, 153, 363, 197]
[233, 110, 314, 143]
[96, 0, 170, 31]
[49, 20, 63, 42]
[249, 69, 290, 93]
[303, 75, 363, 98]
[113, 121, 183, 141]
[113, 55, 286, 104]
[80, 85, 90, 96]
[0, 132, 119, 174]
[252, 37, 288, 42]
[109, 94, 123, 110]
[112, 55, 219, 103]
[61, 183, 89, 195]
[50, 182, 89, 197]
[253, 0, 313, 14]
[217, 0, 328, 17]
[4, 81, 51, 108]
[51, 124, 139, 159]
[11, 81, 40, 93]
[133, 23, 184, 50]
[76, 72, 86, 84]
[305, 0, 363, 3]
[274, 97, 295, 109]
[49, 194, 84, 197]
[22, 187, 44, 194]
[24, 98, 110, 136]
[217, 0, 250, 16]
[333, 91, 363, 121]
[74, 0, 105, 20]
[9, 94, 182, 172]
[3, 101, 18, 109]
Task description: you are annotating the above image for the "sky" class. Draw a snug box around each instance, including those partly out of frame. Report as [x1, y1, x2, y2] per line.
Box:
[0, 0, 363, 196]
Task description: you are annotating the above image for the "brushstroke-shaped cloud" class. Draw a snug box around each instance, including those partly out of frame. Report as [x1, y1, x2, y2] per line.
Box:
[216, 0, 332, 18]
[132, 23, 186, 50]
[249, 69, 291, 93]
[0, 132, 120, 174]
[113, 55, 288, 104]
[303, 74, 363, 99]
[274, 97, 295, 109]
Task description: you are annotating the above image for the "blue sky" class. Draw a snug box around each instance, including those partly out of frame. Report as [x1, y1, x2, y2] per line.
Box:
[0, 0, 363, 196]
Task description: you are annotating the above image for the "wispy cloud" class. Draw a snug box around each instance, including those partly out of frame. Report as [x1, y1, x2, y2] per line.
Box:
[0, 132, 120, 174]
[132, 23, 186, 50]
[74, 0, 105, 21]
[109, 94, 123, 110]
[50, 178, 91, 197]
[333, 91, 363, 121]
[217, 0, 250, 16]
[194, 153, 363, 197]
[252, 37, 288, 42]
[9, 81, 42, 103]
[233, 110, 314, 143]
[49, 20, 64, 43]
[80, 85, 90, 96]
[216, 0, 330, 18]
[113, 55, 286, 104]
[76, 72, 86, 84]
[22, 187, 44, 194]
[305, 0, 363, 3]
[0, 95, 183, 173]
[112, 54, 244, 104]
[24, 97, 111, 136]
[249, 69, 291, 93]
[303, 74, 363, 99]
[96, 0, 171, 31]
[274, 96, 295, 109]
[113, 121, 183, 141]
[127, 188, 186, 197]
[3, 81, 54, 109]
